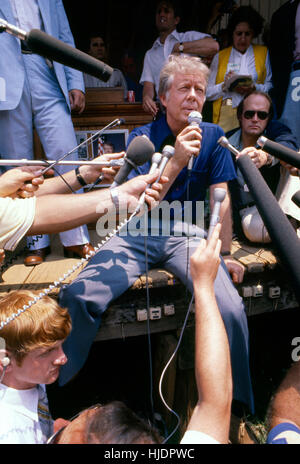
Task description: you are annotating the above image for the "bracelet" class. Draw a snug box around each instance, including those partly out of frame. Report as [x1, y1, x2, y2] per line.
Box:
[221, 251, 231, 257]
[110, 188, 120, 211]
[75, 166, 88, 187]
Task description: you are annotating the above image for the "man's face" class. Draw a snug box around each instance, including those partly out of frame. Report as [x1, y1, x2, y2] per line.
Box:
[155, 2, 179, 33]
[232, 22, 254, 54]
[89, 37, 106, 60]
[240, 94, 271, 138]
[9, 340, 67, 389]
[160, 72, 206, 133]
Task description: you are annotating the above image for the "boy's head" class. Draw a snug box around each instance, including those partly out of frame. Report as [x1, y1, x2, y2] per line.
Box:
[0, 290, 71, 389]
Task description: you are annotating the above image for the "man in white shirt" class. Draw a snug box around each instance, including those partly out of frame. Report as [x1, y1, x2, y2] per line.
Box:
[0, 290, 72, 444]
[140, 0, 219, 117]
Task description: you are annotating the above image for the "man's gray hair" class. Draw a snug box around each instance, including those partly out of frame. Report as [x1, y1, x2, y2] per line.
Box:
[158, 54, 210, 99]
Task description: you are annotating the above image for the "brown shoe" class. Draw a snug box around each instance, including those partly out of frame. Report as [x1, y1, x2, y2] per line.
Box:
[63, 243, 95, 259]
[24, 246, 51, 267]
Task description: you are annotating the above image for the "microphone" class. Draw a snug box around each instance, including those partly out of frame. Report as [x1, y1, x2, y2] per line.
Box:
[157, 145, 175, 180]
[111, 136, 155, 188]
[207, 188, 226, 239]
[187, 111, 202, 171]
[218, 137, 300, 304]
[257, 136, 300, 170]
[292, 190, 300, 208]
[135, 152, 163, 213]
[0, 19, 113, 82]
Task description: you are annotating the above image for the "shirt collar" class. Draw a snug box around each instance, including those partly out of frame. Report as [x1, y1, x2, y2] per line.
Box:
[153, 28, 179, 47]
[0, 383, 40, 421]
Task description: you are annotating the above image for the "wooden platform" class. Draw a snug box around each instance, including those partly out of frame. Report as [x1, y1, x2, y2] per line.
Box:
[1, 232, 298, 343]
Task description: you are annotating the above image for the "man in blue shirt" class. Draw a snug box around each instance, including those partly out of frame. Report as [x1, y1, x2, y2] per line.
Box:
[58, 54, 254, 415]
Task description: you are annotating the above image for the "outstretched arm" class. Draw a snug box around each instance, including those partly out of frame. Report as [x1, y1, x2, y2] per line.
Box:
[183, 224, 232, 444]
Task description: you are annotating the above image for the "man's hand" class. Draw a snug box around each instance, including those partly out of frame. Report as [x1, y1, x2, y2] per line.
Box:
[69, 89, 85, 114]
[80, 152, 125, 185]
[142, 95, 159, 118]
[117, 170, 168, 211]
[174, 125, 202, 170]
[222, 255, 245, 284]
[190, 223, 222, 290]
[280, 160, 300, 177]
[0, 166, 45, 198]
[238, 147, 270, 169]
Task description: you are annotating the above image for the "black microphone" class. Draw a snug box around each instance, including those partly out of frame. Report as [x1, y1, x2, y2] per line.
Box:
[187, 111, 202, 171]
[257, 136, 300, 170]
[111, 136, 155, 188]
[292, 190, 300, 208]
[26, 29, 113, 82]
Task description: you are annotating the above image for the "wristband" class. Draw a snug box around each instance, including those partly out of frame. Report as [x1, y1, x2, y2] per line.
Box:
[110, 188, 120, 211]
[75, 166, 88, 187]
[221, 251, 231, 257]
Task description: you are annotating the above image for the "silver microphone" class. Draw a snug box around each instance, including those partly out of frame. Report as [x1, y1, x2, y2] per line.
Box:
[207, 188, 226, 239]
[135, 152, 163, 213]
[157, 145, 175, 180]
[218, 136, 240, 157]
[187, 111, 202, 171]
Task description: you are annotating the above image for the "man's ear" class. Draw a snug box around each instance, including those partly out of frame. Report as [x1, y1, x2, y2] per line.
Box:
[160, 94, 167, 108]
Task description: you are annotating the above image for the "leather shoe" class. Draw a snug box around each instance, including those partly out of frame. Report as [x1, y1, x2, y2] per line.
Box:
[63, 243, 95, 259]
[24, 246, 51, 267]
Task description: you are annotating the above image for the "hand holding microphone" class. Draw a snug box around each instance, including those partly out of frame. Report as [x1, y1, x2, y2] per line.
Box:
[187, 111, 202, 172]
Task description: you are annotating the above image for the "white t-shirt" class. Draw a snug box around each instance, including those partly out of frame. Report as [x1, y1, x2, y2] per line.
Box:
[140, 29, 211, 96]
[0, 196, 36, 251]
[0, 383, 52, 444]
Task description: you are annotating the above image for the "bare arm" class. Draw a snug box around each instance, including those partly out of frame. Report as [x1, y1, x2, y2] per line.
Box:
[267, 361, 300, 431]
[28, 171, 167, 235]
[186, 224, 232, 444]
[210, 183, 245, 283]
[172, 37, 219, 57]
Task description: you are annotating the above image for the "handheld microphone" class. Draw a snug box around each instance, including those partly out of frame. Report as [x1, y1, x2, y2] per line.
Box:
[135, 152, 163, 213]
[207, 188, 226, 239]
[111, 136, 155, 188]
[187, 111, 202, 171]
[257, 136, 300, 170]
[157, 145, 175, 180]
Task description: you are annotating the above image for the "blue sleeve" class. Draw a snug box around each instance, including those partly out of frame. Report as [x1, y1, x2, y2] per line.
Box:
[266, 120, 299, 151]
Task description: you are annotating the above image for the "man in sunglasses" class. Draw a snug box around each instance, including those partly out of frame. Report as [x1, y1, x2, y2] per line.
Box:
[227, 90, 299, 243]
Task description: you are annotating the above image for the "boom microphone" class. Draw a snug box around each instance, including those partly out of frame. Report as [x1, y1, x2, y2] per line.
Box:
[111, 136, 155, 188]
[218, 136, 300, 304]
[257, 136, 300, 170]
[187, 111, 202, 171]
[26, 29, 113, 82]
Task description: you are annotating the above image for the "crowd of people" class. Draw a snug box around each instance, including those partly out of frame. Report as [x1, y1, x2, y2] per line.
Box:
[0, 0, 300, 445]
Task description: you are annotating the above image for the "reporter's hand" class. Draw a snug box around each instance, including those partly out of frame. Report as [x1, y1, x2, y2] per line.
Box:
[0, 166, 45, 198]
[174, 124, 202, 170]
[238, 147, 269, 169]
[80, 152, 125, 185]
[190, 223, 222, 290]
[117, 170, 168, 211]
[280, 160, 300, 177]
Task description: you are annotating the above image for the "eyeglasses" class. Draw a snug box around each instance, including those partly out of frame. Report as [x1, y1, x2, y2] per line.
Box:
[243, 110, 269, 120]
[46, 403, 101, 444]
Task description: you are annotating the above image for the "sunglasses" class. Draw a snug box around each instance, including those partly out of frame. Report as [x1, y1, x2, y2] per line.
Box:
[47, 403, 101, 444]
[243, 110, 269, 120]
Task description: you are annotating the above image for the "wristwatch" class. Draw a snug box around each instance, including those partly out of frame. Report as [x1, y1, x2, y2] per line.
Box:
[178, 42, 184, 53]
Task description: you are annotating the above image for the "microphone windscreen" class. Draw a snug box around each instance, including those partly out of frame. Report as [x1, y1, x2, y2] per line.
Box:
[112, 136, 155, 186]
[26, 29, 113, 82]
[237, 155, 300, 304]
[258, 136, 300, 170]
